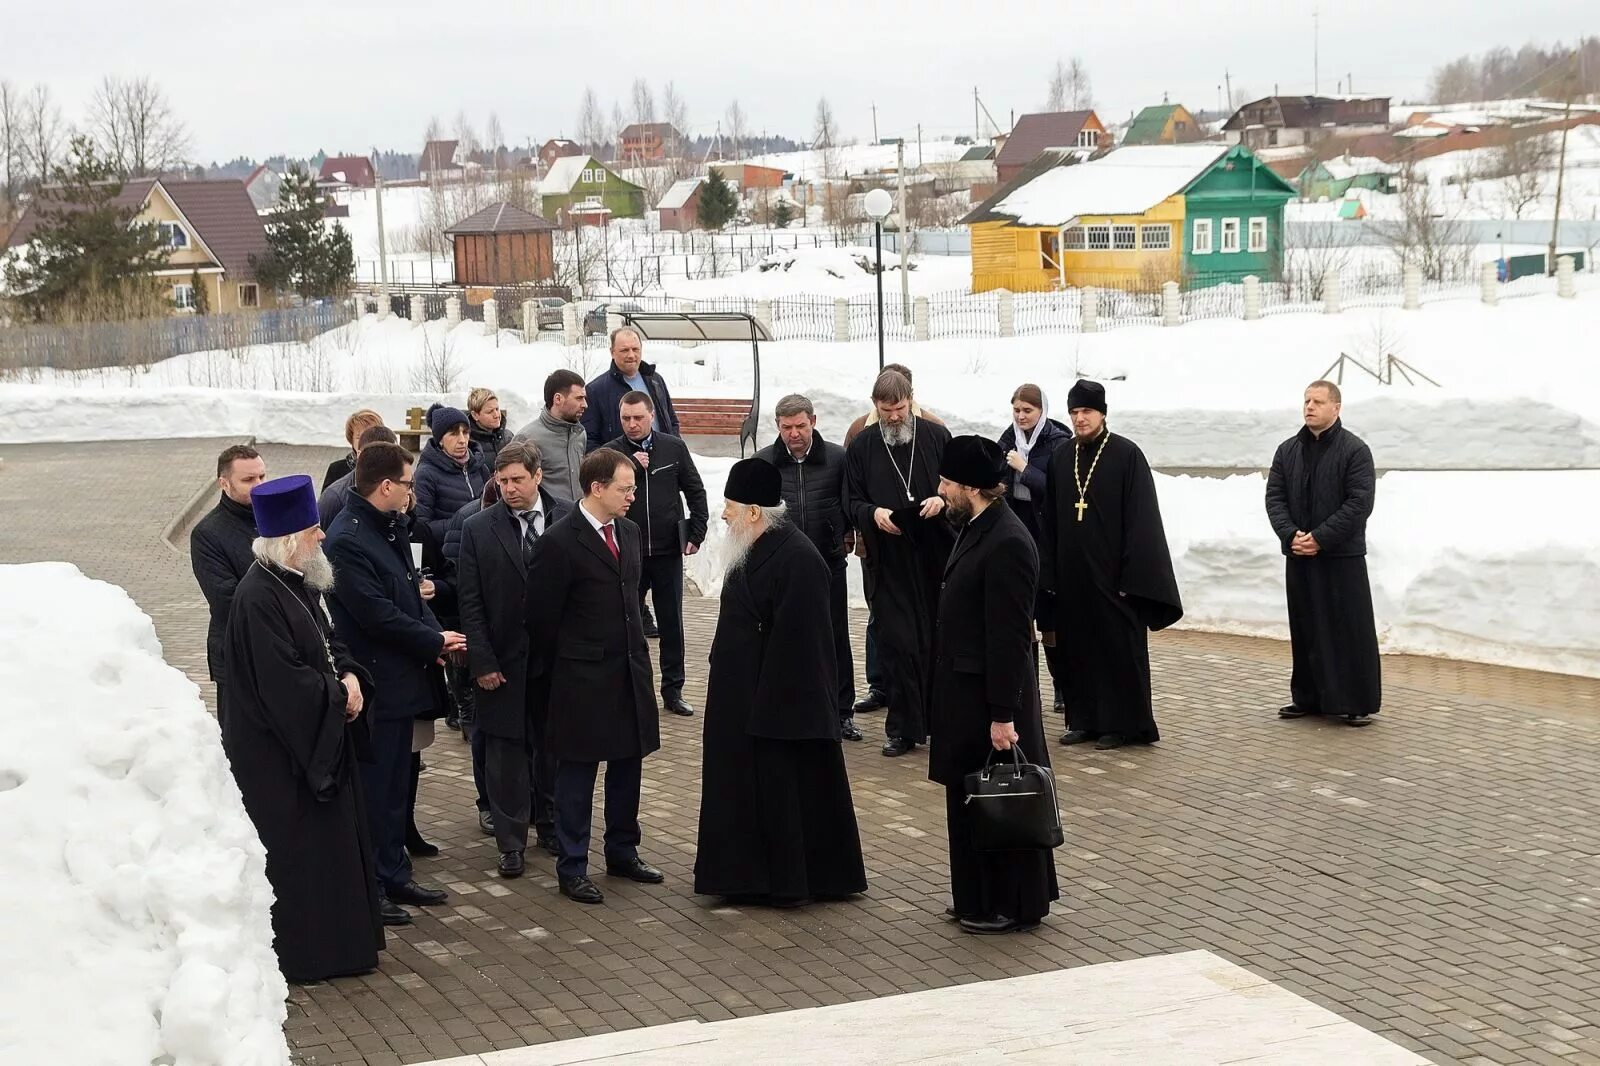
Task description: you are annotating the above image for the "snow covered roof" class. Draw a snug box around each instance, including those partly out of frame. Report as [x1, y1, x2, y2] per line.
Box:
[656, 178, 703, 211]
[538, 156, 594, 194]
[1320, 155, 1399, 180]
[987, 144, 1227, 226]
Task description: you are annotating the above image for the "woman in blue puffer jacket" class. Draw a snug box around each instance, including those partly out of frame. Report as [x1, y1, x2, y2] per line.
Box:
[412, 404, 490, 543]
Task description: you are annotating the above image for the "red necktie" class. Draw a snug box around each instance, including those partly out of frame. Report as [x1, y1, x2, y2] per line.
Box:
[602, 523, 619, 560]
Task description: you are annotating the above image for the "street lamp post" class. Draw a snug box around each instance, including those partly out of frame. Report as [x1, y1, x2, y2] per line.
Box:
[863, 189, 893, 372]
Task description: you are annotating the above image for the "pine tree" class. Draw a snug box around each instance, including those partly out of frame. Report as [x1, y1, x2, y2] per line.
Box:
[251, 165, 354, 301]
[2, 135, 170, 322]
[771, 199, 794, 230]
[696, 167, 740, 230]
[189, 266, 209, 315]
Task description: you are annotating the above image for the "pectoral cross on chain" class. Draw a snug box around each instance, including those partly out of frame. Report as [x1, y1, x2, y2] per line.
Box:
[1075, 497, 1089, 522]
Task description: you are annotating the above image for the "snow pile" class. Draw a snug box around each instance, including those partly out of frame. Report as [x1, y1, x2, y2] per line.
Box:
[0, 563, 288, 1066]
[667, 245, 972, 299]
[1165, 471, 1600, 677]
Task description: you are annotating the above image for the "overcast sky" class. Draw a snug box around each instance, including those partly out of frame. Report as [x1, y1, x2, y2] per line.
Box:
[4, 0, 1586, 164]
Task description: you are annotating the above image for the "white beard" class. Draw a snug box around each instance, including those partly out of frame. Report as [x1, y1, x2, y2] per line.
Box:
[719, 519, 764, 576]
[881, 419, 913, 446]
[299, 548, 336, 592]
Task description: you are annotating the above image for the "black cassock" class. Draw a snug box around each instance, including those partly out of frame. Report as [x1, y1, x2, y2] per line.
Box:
[843, 418, 953, 742]
[695, 525, 867, 902]
[1041, 431, 1182, 743]
[222, 562, 383, 983]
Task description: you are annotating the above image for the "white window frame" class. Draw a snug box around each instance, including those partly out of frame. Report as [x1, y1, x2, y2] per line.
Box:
[172, 283, 196, 310]
[1248, 216, 1268, 253]
[1063, 225, 1086, 250]
[1139, 223, 1172, 250]
[1220, 217, 1241, 254]
[1085, 224, 1111, 250]
[158, 221, 188, 249]
[1076, 128, 1098, 149]
[1112, 224, 1136, 251]
[595, 168, 607, 184]
[1192, 217, 1213, 255]
[237, 283, 259, 309]
[581, 168, 593, 183]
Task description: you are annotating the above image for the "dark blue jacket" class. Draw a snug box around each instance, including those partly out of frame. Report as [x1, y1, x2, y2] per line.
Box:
[581, 359, 681, 452]
[325, 492, 444, 721]
[997, 417, 1071, 540]
[442, 498, 482, 568]
[412, 439, 490, 545]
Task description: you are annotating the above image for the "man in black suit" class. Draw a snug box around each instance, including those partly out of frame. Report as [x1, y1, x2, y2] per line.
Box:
[458, 441, 572, 879]
[526, 450, 664, 905]
[326, 442, 467, 925]
[604, 389, 708, 717]
[190, 443, 267, 725]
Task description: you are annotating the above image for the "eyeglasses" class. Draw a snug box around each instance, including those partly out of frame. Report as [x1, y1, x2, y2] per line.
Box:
[391, 478, 415, 489]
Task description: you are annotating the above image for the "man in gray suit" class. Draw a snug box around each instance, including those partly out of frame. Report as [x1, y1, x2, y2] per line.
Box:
[457, 441, 570, 879]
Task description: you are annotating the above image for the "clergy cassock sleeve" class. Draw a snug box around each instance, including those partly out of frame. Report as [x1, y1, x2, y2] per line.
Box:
[234, 593, 353, 800]
[1035, 447, 1063, 630]
[1309, 443, 1375, 552]
[983, 535, 1039, 724]
[746, 545, 839, 741]
[1115, 446, 1183, 632]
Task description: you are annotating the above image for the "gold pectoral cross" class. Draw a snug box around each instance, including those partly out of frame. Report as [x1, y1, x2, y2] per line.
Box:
[1075, 497, 1088, 522]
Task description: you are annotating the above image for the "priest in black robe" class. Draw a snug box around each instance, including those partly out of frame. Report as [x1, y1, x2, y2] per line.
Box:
[694, 459, 867, 906]
[1040, 380, 1182, 751]
[843, 369, 954, 756]
[1265, 380, 1381, 725]
[221, 474, 385, 983]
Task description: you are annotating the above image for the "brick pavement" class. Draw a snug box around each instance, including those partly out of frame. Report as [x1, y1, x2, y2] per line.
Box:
[2, 438, 1599, 1066]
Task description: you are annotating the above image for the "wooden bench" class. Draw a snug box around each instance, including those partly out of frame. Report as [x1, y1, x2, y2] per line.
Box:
[397, 406, 426, 453]
[675, 397, 754, 437]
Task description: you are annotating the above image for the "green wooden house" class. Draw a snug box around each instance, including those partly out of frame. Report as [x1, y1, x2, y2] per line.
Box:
[1295, 155, 1399, 201]
[537, 155, 646, 222]
[1179, 144, 1298, 286]
[1121, 103, 1202, 146]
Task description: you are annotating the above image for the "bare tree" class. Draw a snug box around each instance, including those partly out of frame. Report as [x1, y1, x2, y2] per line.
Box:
[1378, 165, 1471, 282]
[631, 79, 655, 125]
[609, 101, 627, 162]
[1047, 57, 1093, 110]
[577, 88, 604, 157]
[813, 97, 839, 178]
[485, 111, 505, 177]
[1046, 61, 1067, 111]
[661, 81, 690, 175]
[0, 81, 23, 221]
[453, 110, 479, 157]
[1491, 131, 1555, 220]
[20, 84, 63, 185]
[88, 76, 189, 178]
[725, 99, 747, 161]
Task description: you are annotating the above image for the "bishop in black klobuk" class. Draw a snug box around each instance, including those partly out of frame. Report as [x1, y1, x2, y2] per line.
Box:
[694, 459, 868, 906]
[1040, 380, 1183, 750]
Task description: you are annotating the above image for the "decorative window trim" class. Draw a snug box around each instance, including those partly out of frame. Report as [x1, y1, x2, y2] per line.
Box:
[595, 169, 607, 184]
[1248, 216, 1268, 253]
[1063, 226, 1086, 250]
[1220, 217, 1241, 254]
[1076, 128, 1098, 149]
[172, 283, 196, 310]
[1112, 224, 1136, 251]
[1192, 217, 1213, 255]
[1139, 223, 1172, 250]
[581, 168, 593, 183]
[1085, 224, 1111, 250]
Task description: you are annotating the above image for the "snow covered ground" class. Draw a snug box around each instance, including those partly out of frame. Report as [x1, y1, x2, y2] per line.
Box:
[0, 562, 288, 1066]
[662, 245, 973, 300]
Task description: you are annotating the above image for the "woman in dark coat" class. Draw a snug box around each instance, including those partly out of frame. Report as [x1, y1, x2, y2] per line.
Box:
[323, 409, 383, 489]
[998, 384, 1071, 712]
[929, 436, 1059, 935]
[467, 387, 510, 463]
[413, 404, 490, 543]
[399, 486, 458, 858]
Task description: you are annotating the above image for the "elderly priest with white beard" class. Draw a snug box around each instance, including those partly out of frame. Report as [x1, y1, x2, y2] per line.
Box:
[694, 458, 867, 907]
[221, 473, 385, 983]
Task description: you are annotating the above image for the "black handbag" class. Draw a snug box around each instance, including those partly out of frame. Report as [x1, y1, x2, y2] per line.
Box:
[962, 744, 1064, 851]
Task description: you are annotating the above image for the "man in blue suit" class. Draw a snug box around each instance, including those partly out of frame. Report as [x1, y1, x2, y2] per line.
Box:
[326, 441, 467, 925]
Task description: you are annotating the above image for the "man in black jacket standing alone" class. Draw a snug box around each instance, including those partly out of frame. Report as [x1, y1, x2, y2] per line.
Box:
[190, 443, 267, 725]
[605, 391, 707, 717]
[757, 394, 861, 741]
[1265, 380, 1380, 725]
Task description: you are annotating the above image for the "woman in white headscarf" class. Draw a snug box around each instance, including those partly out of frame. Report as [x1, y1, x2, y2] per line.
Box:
[998, 383, 1070, 713]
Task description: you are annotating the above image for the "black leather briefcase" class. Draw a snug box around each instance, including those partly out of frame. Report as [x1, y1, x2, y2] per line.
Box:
[962, 745, 1064, 851]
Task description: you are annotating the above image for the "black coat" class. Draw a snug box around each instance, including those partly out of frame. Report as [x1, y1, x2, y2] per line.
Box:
[928, 501, 1050, 788]
[412, 439, 490, 544]
[470, 419, 510, 464]
[581, 359, 682, 451]
[458, 490, 572, 741]
[325, 493, 444, 721]
[441, 497, 483, 568]
[997, 418, 1071, 540]
[322, 452, 355, 491]
[1265, 419, 1375, 557]
[756, 432, 850, 564]
[525, 509, 661, 762]
[604, 432, 709, 555]
[190, 493, 259, 681]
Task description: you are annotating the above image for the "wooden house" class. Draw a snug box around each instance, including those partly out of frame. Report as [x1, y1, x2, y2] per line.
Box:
[1222, 96, 1391, 151]
[317, 155, 375, 189]
[717, 164, 785, 191]
[994, 110, 1108, 184]
[445, 202, 557, 286]
[539, 138, 583, 170]
[618, 122, 682, 165]
[961, 143, 1296, 292]
[537, 155, 645, 222]
[1295, 155, 1399, 200]
[656, 178, 704, 232]
[1121, 104, 1202, 146]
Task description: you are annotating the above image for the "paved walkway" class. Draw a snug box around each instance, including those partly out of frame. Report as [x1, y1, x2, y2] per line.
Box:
[2, 438, 1599, 1066]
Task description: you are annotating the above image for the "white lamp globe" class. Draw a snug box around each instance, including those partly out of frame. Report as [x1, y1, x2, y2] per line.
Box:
[863, 188, 893, 220]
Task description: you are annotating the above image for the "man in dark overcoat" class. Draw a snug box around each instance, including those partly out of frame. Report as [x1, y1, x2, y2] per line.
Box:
[930, 435, 1059, 935]
[694, 458, 867, 906]
[525, 449, 664, 905]
[458, 441, 571, 878]
[190, 443, 266, 725]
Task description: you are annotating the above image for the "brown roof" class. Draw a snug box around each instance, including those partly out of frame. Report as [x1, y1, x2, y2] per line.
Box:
[445, 202, 557, 236]
[317, 155, 375, 187]
[995, 111, 1095, 171]
[421, 139, 459, 171]
[619, 122, 680, 141]
[960, 149, 1077, 225]
[1223, 95, 1391, 131]
[5, 177, 267, 279]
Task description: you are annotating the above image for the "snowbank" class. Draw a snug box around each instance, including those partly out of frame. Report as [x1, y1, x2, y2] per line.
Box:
[0, 563, 288, 1066]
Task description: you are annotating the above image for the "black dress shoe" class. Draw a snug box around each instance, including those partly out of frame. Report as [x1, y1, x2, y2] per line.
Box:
[943, 906, 979, 923]
[1343, 714, 1373, 727]
[852, 690, 887, 714]
[881, 736, 917, 757]
[663, 693, 695, 716]
[388, 880, 448, 907]
[839, 716, 864, 742]
[498, 850, 525, 879]
[1053, 697, 1066, 714]
[535, 833, 561, 856]
[959, 914, 1040, 935]
[478, 810, 495, 836]
[559, 875, 605, 904]
[1058, 729, 1092, 745]
[1094, 733, 1126, 751]
[641, 605, 659, 638]
[1278, 704, 1316, 719]
[405, 831, 439, 858]
[378, 898, 413, 926]
[605, 856, 665, 883]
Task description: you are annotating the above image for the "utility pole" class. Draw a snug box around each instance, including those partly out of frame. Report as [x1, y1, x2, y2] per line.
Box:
[374, 172, 389, 289]
[917, 122, 923, 167]
[871, 102, 879, 143]
[1313, 5, 1320, 94]
[897, 140, 909, 317]
[1549, 57, 1576, 273]
[975, 86, 980, 141]
[1225, 69, 1233, 112]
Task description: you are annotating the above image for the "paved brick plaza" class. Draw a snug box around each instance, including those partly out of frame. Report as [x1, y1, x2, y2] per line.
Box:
[2, 438, 1598, 1066]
